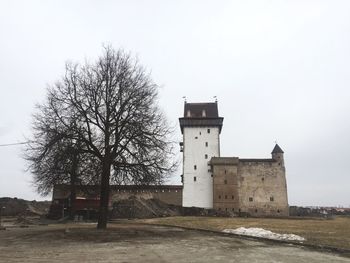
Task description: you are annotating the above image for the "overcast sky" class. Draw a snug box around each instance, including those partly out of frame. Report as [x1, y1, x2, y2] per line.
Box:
[0, 1, 349, 207]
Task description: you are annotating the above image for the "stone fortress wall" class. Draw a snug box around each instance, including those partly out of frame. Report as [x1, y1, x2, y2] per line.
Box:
[210, 145, 289, 217]
[52, 185, 182, 207]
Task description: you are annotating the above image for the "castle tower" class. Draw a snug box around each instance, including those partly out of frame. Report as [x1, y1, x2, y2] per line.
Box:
[271, 144, 285, 167]
[179, 101, 223, 208]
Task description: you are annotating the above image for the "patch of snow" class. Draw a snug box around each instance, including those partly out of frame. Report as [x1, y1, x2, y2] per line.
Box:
[223, 227, 305, 241]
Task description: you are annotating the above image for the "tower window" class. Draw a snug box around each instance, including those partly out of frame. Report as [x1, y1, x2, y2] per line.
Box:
[207, 129, 210, 133]
[205, 142, 208, 147]
[232, 195, 234, 199]
[249, 197, 253, 202]
[270, 196, 274, 202]
[194, 165, 197, 170]
[225, 195, 227, 199]
[195, 136, 198, 139]
[194, 176, 196, 182]
[224, 179, 227, 184]
[205, 154, 208, 159]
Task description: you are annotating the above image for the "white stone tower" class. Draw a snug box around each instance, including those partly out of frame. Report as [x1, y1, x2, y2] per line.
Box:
[179, 101, 224, 208]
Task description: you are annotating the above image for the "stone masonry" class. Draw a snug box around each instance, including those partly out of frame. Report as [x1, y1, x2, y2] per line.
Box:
[210, 144, 289, 216]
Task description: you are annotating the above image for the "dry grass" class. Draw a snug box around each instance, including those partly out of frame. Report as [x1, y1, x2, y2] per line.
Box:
[138, 216, 350, 250]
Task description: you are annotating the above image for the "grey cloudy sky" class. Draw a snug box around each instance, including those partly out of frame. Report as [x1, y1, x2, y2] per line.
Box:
[0, 1, 349, 206]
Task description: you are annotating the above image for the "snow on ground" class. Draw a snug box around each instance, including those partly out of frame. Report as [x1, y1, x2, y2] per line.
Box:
[223, 227, 305, 242]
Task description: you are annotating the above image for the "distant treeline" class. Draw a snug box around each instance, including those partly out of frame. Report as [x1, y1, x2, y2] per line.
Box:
[289, 206, 350, 217]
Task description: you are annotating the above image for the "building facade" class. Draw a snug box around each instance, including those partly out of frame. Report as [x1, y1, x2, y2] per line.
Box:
[179, 102, 223, 208]
[180, 101, 289, 216]
[210, 144, 289, 217]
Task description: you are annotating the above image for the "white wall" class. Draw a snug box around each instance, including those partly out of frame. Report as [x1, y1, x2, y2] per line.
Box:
[182, 126, 220, 208]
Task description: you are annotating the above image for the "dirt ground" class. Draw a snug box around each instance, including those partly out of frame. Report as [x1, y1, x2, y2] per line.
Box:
[138, 216, 350, 251]
[0, 222, 349, 263]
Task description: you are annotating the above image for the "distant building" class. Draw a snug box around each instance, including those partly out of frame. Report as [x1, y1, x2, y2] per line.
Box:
[179, 101, 289, 216]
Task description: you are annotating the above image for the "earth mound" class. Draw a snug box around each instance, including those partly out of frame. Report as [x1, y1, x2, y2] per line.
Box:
[110, 196, 181, 218]
[0, 197, 51, 217]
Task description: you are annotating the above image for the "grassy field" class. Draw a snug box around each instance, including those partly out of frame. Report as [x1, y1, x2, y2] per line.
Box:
[138, 216, 350, 251]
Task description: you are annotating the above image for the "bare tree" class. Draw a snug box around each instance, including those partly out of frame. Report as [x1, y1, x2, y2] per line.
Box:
[24, 103, 100, 218]
[28, 46, 176, 228]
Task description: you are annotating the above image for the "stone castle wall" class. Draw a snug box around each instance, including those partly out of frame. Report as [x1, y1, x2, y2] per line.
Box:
[238, 160, 289, 216]
[110, 187, 182, 206]
[52, 185, 183, 207]
[212, 158, 240, 213]
[211, 157, 289, 217]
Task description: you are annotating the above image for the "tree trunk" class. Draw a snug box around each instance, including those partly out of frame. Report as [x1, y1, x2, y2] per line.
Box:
[68, 151, 78, 219]
[97, 158, 111, 229]
[68, 180, 76, 219]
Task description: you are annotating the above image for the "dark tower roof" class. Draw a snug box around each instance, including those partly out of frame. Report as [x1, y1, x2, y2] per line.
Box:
[183, 102, 218, 118]
[179, 102, 223, 134]
[271, 144, 284, 154]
